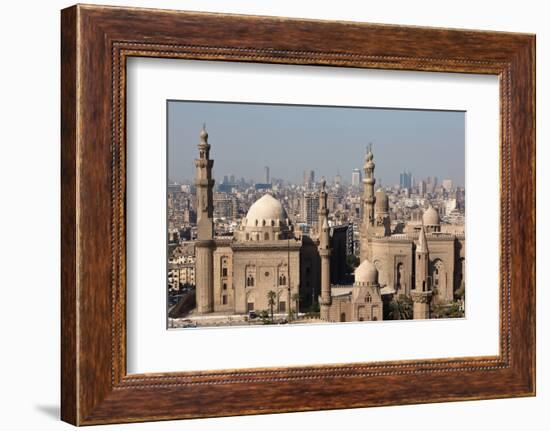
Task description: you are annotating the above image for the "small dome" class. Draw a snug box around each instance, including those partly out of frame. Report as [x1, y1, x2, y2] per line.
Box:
[423, 205, 440, 226]
[354, 259, 378, 284]
[375, 188, 389, 211]
[243, 194, 288, 228]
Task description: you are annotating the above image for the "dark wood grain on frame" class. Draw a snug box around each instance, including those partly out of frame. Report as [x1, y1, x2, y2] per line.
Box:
[61, 4, 535, 425]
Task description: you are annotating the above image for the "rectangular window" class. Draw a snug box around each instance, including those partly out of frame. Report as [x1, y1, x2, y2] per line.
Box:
[279, 301, 286, 312]
[222, 295, 227, 305]
[247, 302, 254, 312]
[222, 268, 228, 277]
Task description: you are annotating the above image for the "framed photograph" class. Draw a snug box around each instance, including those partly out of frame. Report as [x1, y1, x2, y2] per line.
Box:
[61, 4, 536, 425]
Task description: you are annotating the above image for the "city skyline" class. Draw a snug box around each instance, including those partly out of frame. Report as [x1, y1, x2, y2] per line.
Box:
[167, 122, 466, 328]
[168, 101, 465, 187]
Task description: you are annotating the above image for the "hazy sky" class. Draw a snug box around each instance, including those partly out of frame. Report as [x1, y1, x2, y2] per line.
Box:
[168, 101, 465, 187]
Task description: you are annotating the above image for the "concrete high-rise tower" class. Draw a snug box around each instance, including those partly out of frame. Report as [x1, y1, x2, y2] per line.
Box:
[194, 125, 215, 314]
[317, 180, 332, 320]
[351, 168, 361, 187]
[303, 169, 315, 189]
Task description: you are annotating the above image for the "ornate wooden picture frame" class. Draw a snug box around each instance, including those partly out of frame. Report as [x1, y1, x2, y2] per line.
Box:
[61, 4, 535, 425]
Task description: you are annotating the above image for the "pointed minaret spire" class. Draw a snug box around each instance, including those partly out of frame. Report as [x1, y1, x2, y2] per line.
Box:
[417, 224, 429, 254]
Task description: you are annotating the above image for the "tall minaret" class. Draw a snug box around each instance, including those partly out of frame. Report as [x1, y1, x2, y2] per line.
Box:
[361, 144, 376, 261]
[318, 180, 332, 321]
[194, 124, 215, 314]
[412, 225, 432, 319]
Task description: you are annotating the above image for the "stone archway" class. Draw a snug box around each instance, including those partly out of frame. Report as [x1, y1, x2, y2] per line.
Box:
[245, 291, 256, 312]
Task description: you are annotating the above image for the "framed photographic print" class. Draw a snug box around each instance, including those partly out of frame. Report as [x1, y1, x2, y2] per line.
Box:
[61, 4, 535, 425]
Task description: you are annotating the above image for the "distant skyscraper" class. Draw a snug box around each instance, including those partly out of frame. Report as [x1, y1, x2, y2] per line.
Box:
[442, 178, 453, 192]
[264, 166, 270, 184]
[302, 192, 320, 227]
[335, 172, 342, 186]
[426, 176, 438, 194]
[399, 171, 412, 189]
[214, 193, 234, 219]
[418, 180, 427, 196]
[303, 169, 315, 189]
[351, 168, 361, 187]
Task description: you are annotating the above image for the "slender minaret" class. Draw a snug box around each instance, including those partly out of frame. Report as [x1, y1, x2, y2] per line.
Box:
[363, 144, 376, 229]
[361, 144, 376, 261]
[411, 225, 432, 319]
[318, 180, 332, 321]
[194, 125, 215, 314]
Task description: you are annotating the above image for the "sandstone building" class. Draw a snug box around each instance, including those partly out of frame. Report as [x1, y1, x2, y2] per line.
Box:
[191, 128, 464, 322]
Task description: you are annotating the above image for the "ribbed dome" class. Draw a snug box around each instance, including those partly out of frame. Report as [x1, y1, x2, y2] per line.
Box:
[243, 194, 288, 227]
[423, 205, 440, 226]
[354, 259, 378, 284]
[375, 188, 389, 211]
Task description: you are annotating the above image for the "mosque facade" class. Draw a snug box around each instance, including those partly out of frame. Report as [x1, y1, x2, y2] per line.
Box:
[192, 127, 465, 322]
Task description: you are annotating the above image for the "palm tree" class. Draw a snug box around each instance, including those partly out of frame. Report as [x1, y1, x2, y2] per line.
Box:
[267, 290, 277, 322]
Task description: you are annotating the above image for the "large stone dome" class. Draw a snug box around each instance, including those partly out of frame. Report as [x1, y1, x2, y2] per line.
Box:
[354, 259, 378, 285]
[243, 194, 289, 227]
[236, 194, 292, 242]
[422, 205, 440, 226]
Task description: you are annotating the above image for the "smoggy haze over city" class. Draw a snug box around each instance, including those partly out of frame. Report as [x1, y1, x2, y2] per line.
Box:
[168, 101, 465, 187]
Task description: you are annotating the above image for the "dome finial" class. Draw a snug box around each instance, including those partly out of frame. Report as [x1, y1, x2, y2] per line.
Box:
[200, 123, 208, 142]
[366, 142, 374, 162]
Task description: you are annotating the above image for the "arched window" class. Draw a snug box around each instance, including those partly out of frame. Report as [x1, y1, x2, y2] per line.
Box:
[247, 275, 255, 287]
[279, 275, 286, 285]
[396, 262, 404, 291]
[366, 294, 372, 303]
